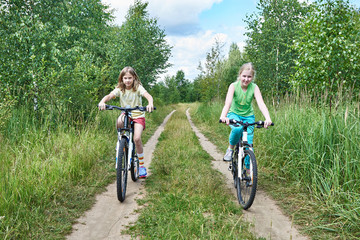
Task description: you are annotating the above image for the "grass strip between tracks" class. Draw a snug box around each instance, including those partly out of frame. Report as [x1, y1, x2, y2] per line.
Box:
[127, 104, 256, 239]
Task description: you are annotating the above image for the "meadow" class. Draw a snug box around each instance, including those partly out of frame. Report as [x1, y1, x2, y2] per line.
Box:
[127, 104, 256, 239]
[190, 97, 360, 239]
[0, 104, 172, 239]
[1, 97, 359, 239]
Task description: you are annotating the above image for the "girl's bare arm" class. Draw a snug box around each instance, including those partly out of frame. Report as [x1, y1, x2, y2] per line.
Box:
[254, 85, 272, 127]
[98, 93, 116, 110]
[220, 83, 235, 124]
[143, 92, 154, 112]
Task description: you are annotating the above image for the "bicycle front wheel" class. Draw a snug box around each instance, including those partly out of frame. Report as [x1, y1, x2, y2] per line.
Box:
[236, 149, 257, 210]
[232, 145, 239, 189]
[116, 137, 128, 202]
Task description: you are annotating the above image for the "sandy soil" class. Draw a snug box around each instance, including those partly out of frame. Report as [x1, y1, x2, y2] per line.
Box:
[67, 109, 309, 240]
[186, 109, 309, 240]
[66, 110, 176, 240]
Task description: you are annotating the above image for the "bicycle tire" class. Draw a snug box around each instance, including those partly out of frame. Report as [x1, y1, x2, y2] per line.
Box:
[117, 137, 128, 202]
[232, 145, 239, 189]
[130, 148, 139, 182]
[236, 149, 257, 210]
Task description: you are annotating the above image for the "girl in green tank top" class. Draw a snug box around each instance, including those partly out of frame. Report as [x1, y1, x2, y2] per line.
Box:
[229, 81, 256, 117]
[219, 63, 273, 161]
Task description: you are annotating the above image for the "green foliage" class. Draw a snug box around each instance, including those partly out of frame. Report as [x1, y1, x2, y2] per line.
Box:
[192, 42, 247, 103]
[219, 43, 246, 99]
[0, 0, 173, 123]
[0, 0, 111, 95]
[106, 0, 172, 90]
[151, 70, 198, 105]
[164, 75, 181, 103]
[292, 0, 360, 109]
[245, 0, 308, 97]
[195, 40, 225, 102]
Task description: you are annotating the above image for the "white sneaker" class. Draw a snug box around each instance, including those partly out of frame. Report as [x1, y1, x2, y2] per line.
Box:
[223, 148, 233, 162]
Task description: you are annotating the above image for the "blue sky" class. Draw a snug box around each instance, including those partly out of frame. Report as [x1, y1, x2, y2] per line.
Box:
[200, 0, 256, 29]
[102, 0, 360, 81]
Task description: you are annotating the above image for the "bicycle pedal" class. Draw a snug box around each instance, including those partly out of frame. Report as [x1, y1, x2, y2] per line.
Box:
[228, 164, 232, 171]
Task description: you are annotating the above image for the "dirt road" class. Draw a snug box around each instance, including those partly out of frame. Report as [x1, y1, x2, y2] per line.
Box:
[67, 109, 308, 240]
[66, 110, 175, 240]
[186, 109, 309, 240]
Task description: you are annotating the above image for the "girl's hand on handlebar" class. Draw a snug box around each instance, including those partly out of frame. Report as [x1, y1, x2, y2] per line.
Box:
[264, 119, 272, 129]
[146, 104, 154, 112]
[98, 102, 106, 111]
[220, 116, 230, 125]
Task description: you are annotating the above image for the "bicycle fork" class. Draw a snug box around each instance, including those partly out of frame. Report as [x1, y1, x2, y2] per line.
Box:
[115, 131, 123, 169]
[238, 147, 244, 179]
[115, 131, 133, 170]
[127, 131, 134, 170]
[238, 131, 251, 180]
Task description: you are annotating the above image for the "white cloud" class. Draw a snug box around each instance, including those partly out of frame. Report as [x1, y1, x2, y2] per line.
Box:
[101, 0, 133, 25]
[102, 0, 222, 29]
[298, 0, 312, 4]
[160, 30, 230, 80]
[101, 0, 247, 81]
[147, 0, 222, 28]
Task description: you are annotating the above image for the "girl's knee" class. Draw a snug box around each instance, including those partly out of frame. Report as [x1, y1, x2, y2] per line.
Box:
[116, 116, 124, 128]
[133, 136, 142, 145]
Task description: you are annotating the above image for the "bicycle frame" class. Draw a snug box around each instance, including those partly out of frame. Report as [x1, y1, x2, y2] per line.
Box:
[237, 129, 253, 180]
[119, 112, 134, 171]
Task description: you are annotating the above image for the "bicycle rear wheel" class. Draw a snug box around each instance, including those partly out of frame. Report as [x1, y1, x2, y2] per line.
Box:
[116, 137, 128, 202]
[130, 149, 139, 181]
[236, 149, 257, 210]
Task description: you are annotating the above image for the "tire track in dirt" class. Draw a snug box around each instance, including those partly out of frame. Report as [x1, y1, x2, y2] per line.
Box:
[186, 109, 308, 240]
[67, 110, 176, 240]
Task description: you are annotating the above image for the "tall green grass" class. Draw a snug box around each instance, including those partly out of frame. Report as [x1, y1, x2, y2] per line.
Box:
[0, 104, 173, 239]
[128, 104, 256, 239]
[190, 99, 360, 239]
[256, 101, 360, 239]
[0, 107, 116, 239]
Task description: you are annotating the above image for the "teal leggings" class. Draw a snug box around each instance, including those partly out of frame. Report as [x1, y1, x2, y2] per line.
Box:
[227, 113, 255, 146]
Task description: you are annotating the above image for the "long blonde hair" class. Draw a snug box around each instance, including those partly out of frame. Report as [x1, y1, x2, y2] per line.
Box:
[237, 62, 256, 81]
[117, 66, 142, 93]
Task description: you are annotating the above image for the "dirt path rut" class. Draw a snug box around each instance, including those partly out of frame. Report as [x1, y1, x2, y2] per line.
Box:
[66, 110, 176, 240]
[186, 109, 308, 240]
[67, 108, 308, 240]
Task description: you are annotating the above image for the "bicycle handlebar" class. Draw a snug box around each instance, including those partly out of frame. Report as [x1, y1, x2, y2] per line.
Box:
[102, 105, 156, 112]
[219, 119, 274, 128]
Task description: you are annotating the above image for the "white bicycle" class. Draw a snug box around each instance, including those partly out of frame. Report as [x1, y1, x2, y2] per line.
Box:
[220, 119, 274, 209]
[104, 105, 154, 202]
